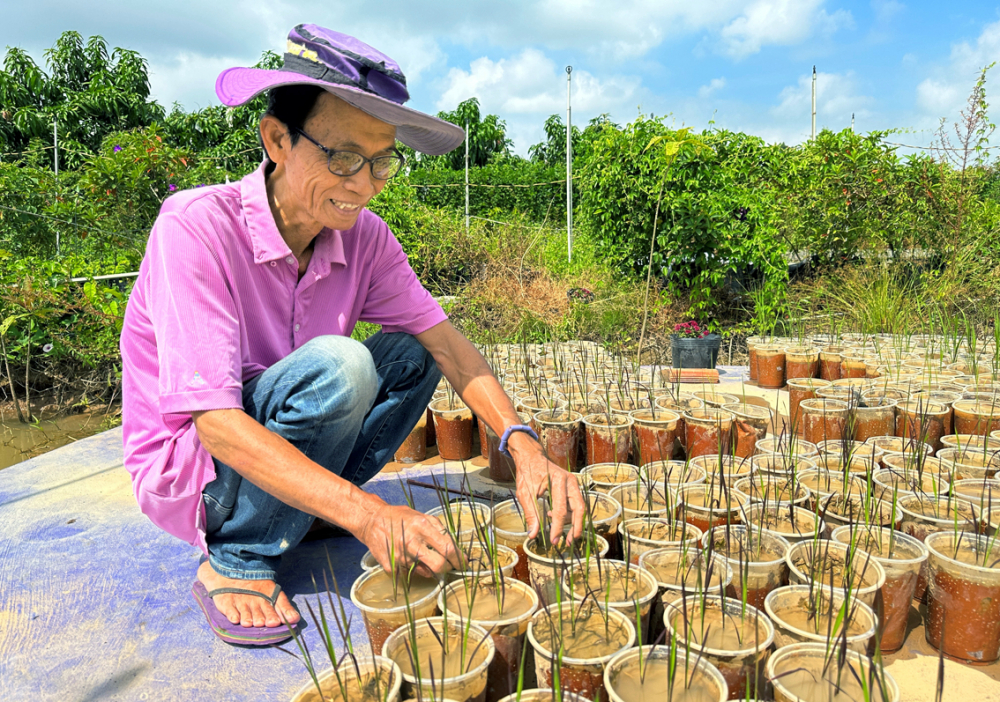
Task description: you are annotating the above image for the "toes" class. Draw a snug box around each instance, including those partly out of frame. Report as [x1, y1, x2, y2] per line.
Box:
[250, 601, 267, 628]
[276, 594, 300, 625]
[236, 600, 254, 628]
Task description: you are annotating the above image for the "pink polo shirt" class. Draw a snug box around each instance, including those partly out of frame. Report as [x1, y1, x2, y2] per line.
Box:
[120, 161, 446, 553]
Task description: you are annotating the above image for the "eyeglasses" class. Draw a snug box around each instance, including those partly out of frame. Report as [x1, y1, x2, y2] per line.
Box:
[293, 128, 405, 180]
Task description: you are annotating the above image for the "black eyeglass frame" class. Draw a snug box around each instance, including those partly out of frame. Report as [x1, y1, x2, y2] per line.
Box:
[292, 128, 406, 180]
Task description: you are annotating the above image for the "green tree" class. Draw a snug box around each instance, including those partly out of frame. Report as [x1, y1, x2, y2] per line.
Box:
[0, 31, 164, 166]
[413, 98, 512, 170]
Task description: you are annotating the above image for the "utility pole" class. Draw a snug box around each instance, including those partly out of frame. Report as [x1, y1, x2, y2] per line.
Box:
[54, 117, 60, 256]
[851, 112, 855, 132]
[464, 119, 470, 235]
[811, 66, 817, 141]
[566, 66, 573, 263]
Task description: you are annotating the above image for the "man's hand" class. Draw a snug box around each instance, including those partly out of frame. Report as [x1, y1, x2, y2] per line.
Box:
[508, 431, 586, 542]
[357, 503, 462, 578]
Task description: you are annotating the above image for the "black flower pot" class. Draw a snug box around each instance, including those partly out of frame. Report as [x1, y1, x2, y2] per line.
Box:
[671, 333, 722, 369]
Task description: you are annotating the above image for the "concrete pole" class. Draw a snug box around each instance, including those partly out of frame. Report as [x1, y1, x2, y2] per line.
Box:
[465, 119, 470, 235]
[811, 66, 817, 141]
[566, 66, 573, 263]
[54, 117, 59, 256]
[851, 112, 855, 132]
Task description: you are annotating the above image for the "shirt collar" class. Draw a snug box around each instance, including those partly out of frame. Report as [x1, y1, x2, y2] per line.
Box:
[241, 161, 349, 270]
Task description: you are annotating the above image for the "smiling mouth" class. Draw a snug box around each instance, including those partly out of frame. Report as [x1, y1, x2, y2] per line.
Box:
[330, 199, 361, 212]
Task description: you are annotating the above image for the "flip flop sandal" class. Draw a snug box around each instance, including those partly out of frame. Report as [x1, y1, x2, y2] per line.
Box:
[191, 580, 300, 646]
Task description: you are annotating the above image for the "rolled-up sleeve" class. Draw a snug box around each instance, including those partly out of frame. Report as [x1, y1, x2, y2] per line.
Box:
[146, 212, 244, 416]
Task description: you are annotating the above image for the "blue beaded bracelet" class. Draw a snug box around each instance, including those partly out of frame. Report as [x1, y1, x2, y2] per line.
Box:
[498, 424, 539, 458]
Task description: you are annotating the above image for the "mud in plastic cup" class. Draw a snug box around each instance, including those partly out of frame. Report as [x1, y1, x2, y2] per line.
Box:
[677, 484, 749, 533]
[608, 482, 677, 522]
[629, 408, 680, 465]
[439, 578, 539, 702]
[819, 346, 848, 381]
[898, 493, 980, 600]
[582, 414, 634, 466]
[953, 399, 1000, 437]
[527, 603, 635, 702]
[895, 400, 949, 452]
[427, 502, 493, 547]
[701, 524, 791, 609]
[851, 398, 898, 443]
[766, 642, 900, 702]
[831, 525, 928, 652]
[430, 397, 475, 461]
[604, 645, 728, 702]
[799, 398, 849, 445]
[523, 532, 610, 607]
[689, 454, 755, 486]
[950, 477, 1000, 513]
[734, 475, 811, 510]
[562, 559, 659, 636]
[754, 436, 819, 459]
[872, 467, 948, 500]
[740, 503, 828, 544]
[535, 409, 583, 472]
[925, 531, 1000, 664]
[683, 408, 735, 459]
[764, 585, 877, 655]
[786, 539, 886, 612]
[786, 378, 831, 433]
[937, 447, 1000, 480]
[350, 569, 443, 656]
[491, 499, 531, 584]
[290, 655, 403, 702]
[641, 460, 707, 489]
[396, 413, 428, 463]
[654, 394, 705, 457]
[722, 403, 771, 458]
[621, 517, 703, 565]
[756, 346, 786, 389]
[383, 616, 495, 702]
[663, 595, 774, 700]
[581, 462, 640, 494]
[783, 345, 820, 381]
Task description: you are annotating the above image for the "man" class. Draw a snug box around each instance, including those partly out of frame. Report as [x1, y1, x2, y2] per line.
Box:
[120, 24, 585, 646]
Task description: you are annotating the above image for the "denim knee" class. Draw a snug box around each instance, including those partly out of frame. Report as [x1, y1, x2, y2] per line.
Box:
[297, 335, 378, 413]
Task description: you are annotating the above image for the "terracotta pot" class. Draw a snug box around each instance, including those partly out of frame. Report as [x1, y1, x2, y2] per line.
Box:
[395, 412, 428, 463]
[430, 397, 475, 461]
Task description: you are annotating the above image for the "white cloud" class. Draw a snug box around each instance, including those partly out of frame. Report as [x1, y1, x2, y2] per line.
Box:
[762, 70, 872, 143]
[698, 78, 727, 98]
[437, 48, 642, 154]
[719, 0, 853, 59]
[916, 19, 1000, 120]
[871, 0, 904, 23]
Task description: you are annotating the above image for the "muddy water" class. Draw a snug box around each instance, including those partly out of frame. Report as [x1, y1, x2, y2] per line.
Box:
[0, 413, 110, 470]
[393, 625, 488, 678]
[532, 607, 631, 658]
[447, 582, 536, 621]
[356, 571, 439, 608]
[611, 657, 721, 702]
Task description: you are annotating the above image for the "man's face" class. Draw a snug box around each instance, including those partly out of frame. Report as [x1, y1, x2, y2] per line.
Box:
[280, 92, 397, 231]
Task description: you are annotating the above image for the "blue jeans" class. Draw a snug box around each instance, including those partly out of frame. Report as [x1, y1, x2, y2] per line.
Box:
[201, 332, 440, 580]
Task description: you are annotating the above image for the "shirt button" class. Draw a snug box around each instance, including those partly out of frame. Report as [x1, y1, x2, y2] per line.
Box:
[294, 324, 301, 331]
[270, 261, 276, 267]
[286, 256, 294, 265]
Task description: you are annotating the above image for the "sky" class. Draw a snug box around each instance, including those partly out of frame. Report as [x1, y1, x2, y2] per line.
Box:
[3, 0, 1000, 155]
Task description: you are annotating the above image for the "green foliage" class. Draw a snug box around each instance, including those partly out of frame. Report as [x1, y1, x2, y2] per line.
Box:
[413, 98, 512, 170]
[578, 116, 789, 322]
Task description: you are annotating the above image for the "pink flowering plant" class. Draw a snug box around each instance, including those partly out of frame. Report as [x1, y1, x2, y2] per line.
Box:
[673, 321, 707, 339]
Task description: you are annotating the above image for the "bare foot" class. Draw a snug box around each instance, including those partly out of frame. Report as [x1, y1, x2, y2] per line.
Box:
[197, 560, 301, 628]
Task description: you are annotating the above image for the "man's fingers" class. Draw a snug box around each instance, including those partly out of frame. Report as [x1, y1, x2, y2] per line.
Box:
[566, 475, 587, 540]
[519, 485, 540, 539]
[548, 473, 568, 543]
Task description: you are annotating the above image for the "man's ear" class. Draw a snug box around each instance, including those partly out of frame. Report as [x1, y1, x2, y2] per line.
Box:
[259, 115, 288, 165]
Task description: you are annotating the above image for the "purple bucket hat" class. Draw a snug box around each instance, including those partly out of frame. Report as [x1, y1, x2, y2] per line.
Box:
[216, 24, 464, 155]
